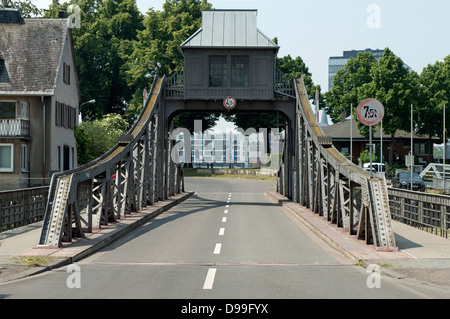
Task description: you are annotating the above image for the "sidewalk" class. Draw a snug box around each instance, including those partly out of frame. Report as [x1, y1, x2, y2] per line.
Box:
[0, 192, 194, 283]
[266, 191, 450, 288]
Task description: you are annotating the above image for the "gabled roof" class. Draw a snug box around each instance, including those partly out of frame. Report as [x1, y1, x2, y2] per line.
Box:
[180, 9, 279, 50]
[0, 17, 70, 96]
[322, 119, 439, 141]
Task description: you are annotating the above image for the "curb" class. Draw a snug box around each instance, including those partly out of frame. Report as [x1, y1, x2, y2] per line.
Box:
[0, 192, 194, 283]
[69, 191, 195, 264]
[265, 192, 421, 282]
[265, 191, 360, 264]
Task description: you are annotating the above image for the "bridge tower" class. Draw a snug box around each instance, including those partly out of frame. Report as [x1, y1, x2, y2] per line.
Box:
[164, 9, 297, 196]
[38, 9, 396, 250]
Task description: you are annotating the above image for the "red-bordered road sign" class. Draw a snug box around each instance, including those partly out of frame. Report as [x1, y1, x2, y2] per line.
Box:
[223, 97, 237, 110]
[357, 98, 384, 126]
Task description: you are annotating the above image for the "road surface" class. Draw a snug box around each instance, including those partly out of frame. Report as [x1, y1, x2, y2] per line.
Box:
[0, 177, 448, 302]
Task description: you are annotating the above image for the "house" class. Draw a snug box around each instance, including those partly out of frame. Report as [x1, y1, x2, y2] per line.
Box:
[0, 8, 79, 190]
[321, 119, 439, 167]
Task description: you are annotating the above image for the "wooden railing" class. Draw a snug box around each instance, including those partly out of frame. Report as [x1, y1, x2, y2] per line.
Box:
[0, 186, 49, 232]
[388, 187, 450, 238]
[0, 119, 30, 136]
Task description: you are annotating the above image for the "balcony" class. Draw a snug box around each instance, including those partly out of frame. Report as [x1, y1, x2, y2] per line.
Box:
[0, 119, 30, 136]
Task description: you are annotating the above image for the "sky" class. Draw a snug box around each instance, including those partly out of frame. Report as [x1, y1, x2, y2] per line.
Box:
[32, 0, 450, 130]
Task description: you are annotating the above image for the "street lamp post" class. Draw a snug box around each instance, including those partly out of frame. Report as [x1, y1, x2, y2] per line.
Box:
[411, 104, 413, 191]
[79, 99, 96, 121]
[444, 104, 446, 193]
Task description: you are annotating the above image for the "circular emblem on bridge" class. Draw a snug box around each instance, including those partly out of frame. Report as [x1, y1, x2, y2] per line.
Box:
[223, 96, 237, 110]
[356, 98, 384, 126]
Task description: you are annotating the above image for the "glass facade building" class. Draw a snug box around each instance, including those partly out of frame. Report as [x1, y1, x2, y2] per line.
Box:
[328, 49, 384, 91]
[175, 130, 284, 169]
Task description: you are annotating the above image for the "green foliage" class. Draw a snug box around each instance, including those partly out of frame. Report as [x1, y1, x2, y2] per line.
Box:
[361, 48, 419, 137]
[222, 112, 279, 132]
[173, 112, 220, 134]
[358, 150, 378, 164]
[124, 0, 212, 121]
[324, 51, 377, 123]
[44, 0, 144, 120]
[416, 55, 450, 141]
[75, 114, 128, 165]
[277, 54, 324, 108]
[325, 48, 426, 164]
[9, 0, 41, 17]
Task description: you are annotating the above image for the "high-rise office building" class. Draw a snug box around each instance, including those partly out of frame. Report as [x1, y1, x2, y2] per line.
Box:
[328, 49, 384, 91]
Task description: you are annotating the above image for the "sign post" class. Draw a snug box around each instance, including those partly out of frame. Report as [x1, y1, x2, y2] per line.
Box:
[357, 99, 385, 178]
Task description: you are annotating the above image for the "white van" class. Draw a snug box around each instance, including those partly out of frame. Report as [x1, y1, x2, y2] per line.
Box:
[363, 163, 386, 176]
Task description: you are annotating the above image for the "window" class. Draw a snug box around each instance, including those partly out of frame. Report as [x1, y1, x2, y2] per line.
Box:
[70, 147, 74, 169]
[231, 56, 249, 87]
[0, 101, 16, 119]
[0, 59, 9, 83]
[415, 142, 429, 155]
[20, 101, 29, 119]
[209, 56, 227, 87]
[63, 62, 71, 85]
[55, 101, 77, 129]
[0, 144, 13, 172]
[57, 146, 61, 171]
[21, 144, 29, 172]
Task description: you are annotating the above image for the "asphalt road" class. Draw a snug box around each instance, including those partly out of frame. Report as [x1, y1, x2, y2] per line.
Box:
[0, 177, 449, 301]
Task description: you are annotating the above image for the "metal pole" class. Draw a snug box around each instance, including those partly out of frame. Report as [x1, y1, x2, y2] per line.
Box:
[370, 125, 373, 178]
[411, 104, 413, 191]
[350, 104, 353, 162]
[380, 120, 383, 164]
[316, 90, 319, 123]
[444, 104, 446, 193]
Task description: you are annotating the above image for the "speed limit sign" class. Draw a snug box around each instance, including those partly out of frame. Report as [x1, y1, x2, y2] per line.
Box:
[357, 98, 384, 126]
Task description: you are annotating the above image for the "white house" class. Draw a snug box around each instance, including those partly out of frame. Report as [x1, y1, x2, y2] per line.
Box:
[0, 7, 79, 190]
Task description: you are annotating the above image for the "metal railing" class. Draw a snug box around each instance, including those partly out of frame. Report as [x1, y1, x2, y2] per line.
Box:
[388, 187, 449, 238]
[165, 67, 184, 99]
[274, 68, 295, 98]
[0, 186, 49, 232]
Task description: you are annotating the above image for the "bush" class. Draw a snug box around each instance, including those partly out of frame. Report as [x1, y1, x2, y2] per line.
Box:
[358, 150, 379, 164]
[75, 114, 129, 165]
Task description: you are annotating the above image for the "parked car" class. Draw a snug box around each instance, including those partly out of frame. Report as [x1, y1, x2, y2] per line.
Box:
[363, 163, 386, 176]
[392, 171, 425, 191]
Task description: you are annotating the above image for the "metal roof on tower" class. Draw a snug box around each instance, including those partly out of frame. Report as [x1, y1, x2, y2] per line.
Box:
[180, 9, 279, 50]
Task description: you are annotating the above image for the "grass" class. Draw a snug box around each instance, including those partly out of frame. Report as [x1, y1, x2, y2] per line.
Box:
[13, 256, 56, 268]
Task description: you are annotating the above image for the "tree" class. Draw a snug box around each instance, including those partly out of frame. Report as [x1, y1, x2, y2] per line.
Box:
[358, 48, 420, 164]
[173, 112, 221, 134]
[124, 0, 212, 122]
[9, 0, 41, 17]
[278, 54, 324, 109]
[324, 51, 377, 124]
[75, 114, 128, 165]
[417, 55, 450, 156]
[44, 0, 144, 120]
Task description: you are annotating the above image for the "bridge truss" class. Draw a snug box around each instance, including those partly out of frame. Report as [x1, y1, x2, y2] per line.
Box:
[278, 78, 396, 249]
[38, 76, 396, 250]
[38, 76, 185, 247]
